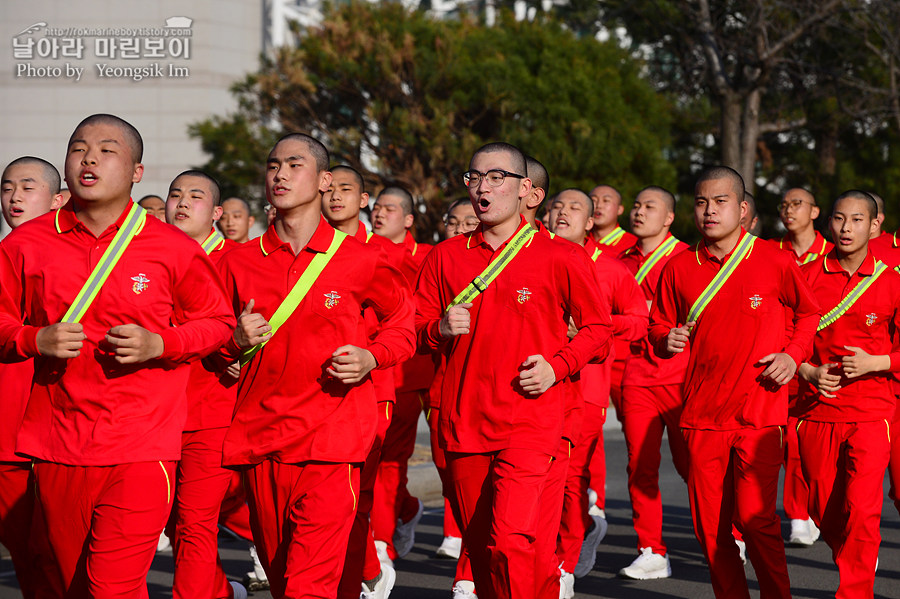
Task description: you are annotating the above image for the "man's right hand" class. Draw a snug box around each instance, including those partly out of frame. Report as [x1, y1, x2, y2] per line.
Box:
[36, 322, 86, 358]
[799, 362, 841, 398]
[439, 302, 473, 337]
[666, 322, 694, 354]
[233, 299, 272, 349]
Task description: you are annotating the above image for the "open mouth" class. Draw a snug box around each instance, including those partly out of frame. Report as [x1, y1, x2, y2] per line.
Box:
[80, 171, 98, 186]
[9, 206, 24, 216]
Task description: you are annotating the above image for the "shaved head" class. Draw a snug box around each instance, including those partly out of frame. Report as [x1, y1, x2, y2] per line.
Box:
[69, 113, 143, 163]
[695, 166, 744, 200]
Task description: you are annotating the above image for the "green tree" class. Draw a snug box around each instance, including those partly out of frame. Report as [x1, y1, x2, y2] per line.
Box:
[189, 1, 674, 239]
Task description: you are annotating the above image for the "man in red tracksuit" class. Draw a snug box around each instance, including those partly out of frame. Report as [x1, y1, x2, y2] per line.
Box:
[617, 186, 691, 579]
[322, 164, 411, 598]
[416, 142, 612, 599]
[0, 114, 235, 598]
[0, 156, 66, 598]
[217, 134, 415, 599]
[163, 170, 247, 599]
[769, 187, 832, 546]
[546, 188, 648, 595]
[649, 166, 819, 599]
[795, 190, 900, 599]
[370, 185, 435, 563]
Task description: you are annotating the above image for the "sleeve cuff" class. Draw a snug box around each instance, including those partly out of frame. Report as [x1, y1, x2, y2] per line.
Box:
[158, 328, 183, 361]
[783, 343, 804, 369]
[549, 355, 571, 382]
[889, 352, 900, 372]
[19, 325, 40, 358]
[368, 342, 389, 369]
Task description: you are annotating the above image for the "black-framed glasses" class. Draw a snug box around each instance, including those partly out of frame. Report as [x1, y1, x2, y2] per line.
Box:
[462, 169, 525, 188]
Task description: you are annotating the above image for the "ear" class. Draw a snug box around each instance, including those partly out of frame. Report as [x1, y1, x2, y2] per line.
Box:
[248, 214, 256, 226]
[663, 211, 675, 228]
[51, 193, 66, 210]
[811, 205, 820, 220]
[403, 213, 414, 230]
[517, 178, 533, 200]
[212, 205, 224, 222]
[132, 162, 144, 184]
[525, 187, 545, 210]
[358, 192, 369, 211]
[739, 200, 748, 223]
[616, 203, 624, 217]
[870, 218, 880, 237]
[318, 171, 333, 194]
[584, 215, 594, 234]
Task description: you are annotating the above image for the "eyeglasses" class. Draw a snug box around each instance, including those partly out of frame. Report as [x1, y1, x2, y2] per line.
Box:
[778, 199, 815, 212]
[462, 169, 525, 188]
[445, 216, 480, 230]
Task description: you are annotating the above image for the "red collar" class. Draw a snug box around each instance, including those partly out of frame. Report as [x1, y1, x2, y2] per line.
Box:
[467, 215, 530, 250]
[55, 199, 135, 235]
[823, 249, 877, 276]
[696, 228, 750, 264]
[260, 215, 335, 256]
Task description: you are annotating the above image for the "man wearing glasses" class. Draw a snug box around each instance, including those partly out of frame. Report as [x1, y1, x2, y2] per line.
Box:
[415, 142, 612, 599]
[771, 188, 832, 265]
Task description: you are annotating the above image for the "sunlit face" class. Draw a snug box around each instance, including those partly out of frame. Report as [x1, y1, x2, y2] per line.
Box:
[371, 193, 413, 242]
[139, 196, 166, 220]
[265, 138, 331, 217]
[630, 189, 674, 239]
[65, 122, 143, 206]
[467, 150, 531, 229]
[322, 170, 368, 228]
[830, 197, 878, 256]
[549, 190, 593, 244]
[693, 178, 745, 242]
[445, 202, 478, 239]
[1, 162, 64, 229]
[166, 175, 222, 241]
[589, 185, 623, 230]
[779, 188, 818, 233]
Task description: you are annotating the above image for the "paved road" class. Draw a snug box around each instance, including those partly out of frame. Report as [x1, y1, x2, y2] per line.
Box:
[2, 420, 899, 598]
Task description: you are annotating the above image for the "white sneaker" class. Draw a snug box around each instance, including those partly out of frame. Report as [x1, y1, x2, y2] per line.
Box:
[559, 568, 575, 599]
[574, 514, 608, 578]
[374, 540, 394, 568]
[393, 498, 424, 558]
[789, 518, 817, 546]
[360, 563, 396, 599]
[808, 518, 820, 543]
[735, 539, 747, 565]
[229, 581, 248, 599]
[451, 580, 478, 598]
[588, 505, 605, 518]
[619, 547, 672, 580]
[156, 531, 171, 553]
[244, 544, 270, 590]
[436, 535, 462, 559]
[587, 488, 598, 510]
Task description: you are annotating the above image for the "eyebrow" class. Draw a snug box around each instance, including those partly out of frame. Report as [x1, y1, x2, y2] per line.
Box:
[2, 177, 38, 184]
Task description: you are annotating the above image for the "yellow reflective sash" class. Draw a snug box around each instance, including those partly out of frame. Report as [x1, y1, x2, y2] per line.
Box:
[817, 261, 888, 331]
[598, 226, 625, 246]
[686, 233, 756, 324]
[240, 229, 348, 366]
[366, 230, 374, 242]
[635, 236, 678, 285]
[801, 253, 820, 264]
[591, 247, 602, 262]
[201, 229, 226, 255]
[447, 225, 536, 310]
[61, 203, 147, 324]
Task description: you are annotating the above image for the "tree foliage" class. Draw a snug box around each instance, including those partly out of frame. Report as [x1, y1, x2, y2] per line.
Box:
[189, 1, 675, 239]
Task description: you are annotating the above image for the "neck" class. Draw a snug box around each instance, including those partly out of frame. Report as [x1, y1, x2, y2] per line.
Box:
[638, 229, 669, 255]
[330, 217, 359, 236]
[870, 226, 883, 240]
[704, 227, 742, 260]
[190, 226, 215, 245]
[837, 246, 868, 275]
[73, 197, 130, 237]
[482, 216, 521, 251]
[522, 211, 537, 228]
[384, 230, 406, 244]
[592, 221, 618, 241]
[787, 226, 816, 256]
[274, 202, 321, 255]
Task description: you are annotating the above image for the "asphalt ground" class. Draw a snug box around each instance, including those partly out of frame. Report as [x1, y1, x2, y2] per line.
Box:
[2, 415, 899, 598]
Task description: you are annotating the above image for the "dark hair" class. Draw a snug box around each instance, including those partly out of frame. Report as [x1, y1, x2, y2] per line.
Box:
[470, 142, 527, 176]
[695, 165, 745, 200]
[445, 197, 471, 217]
[170, 170, 221, 205]
[591, 184, 622, 205]
[525, 155, 549, 194]
[867, 191, 884, 216]
[69, 114, 143, 162]
[637, 185, 676, 213]
[377, 186, 414, 216]
[2, 156, 61, 194]
[272, 133, 329, 172]
[834, 190, 878, 219]
[330, 165, 365, 192]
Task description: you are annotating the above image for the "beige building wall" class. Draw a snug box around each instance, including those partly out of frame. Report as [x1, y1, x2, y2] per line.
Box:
[0, 0, 262, 235]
